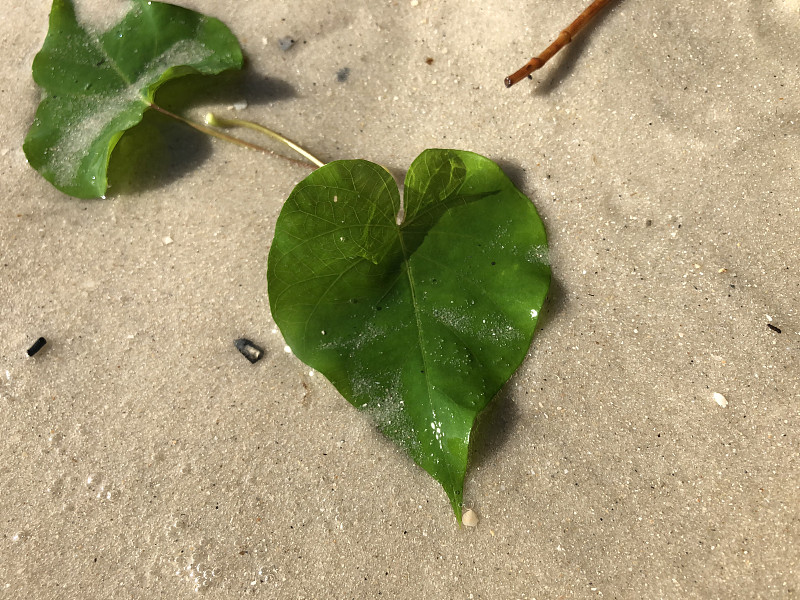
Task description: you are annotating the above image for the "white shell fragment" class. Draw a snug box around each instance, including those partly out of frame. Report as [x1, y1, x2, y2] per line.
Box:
[462, 508, 479, 527]
[712, 392, 728, 408]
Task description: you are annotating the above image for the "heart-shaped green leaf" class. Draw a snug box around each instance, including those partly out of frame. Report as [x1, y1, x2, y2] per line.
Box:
[24, 0, 243, 198]
[268, 149, 551, 520]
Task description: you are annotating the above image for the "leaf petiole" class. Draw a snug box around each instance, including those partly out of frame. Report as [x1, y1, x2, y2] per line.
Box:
[148, 103, 318, 169]
[205, 113, 326, 168]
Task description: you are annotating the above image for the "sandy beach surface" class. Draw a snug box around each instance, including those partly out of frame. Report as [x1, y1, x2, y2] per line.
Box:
[1, 0, 798, 597]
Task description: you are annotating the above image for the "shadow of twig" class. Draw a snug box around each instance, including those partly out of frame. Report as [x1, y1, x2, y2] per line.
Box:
[533, 0, 624, 95]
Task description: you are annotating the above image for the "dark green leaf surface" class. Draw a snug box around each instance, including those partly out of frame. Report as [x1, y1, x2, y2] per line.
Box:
[24, 0, 242, 198]
[268, 149, 551, 519]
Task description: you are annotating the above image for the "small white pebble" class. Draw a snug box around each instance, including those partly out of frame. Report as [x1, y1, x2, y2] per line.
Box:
[410, 0, 419, 5]
[462, 508, 479, 527]
[284, 345, 292, 354]
[232, 100, 248, 111]
[162, 236, 173, 245]
[712, 392, 728, 408]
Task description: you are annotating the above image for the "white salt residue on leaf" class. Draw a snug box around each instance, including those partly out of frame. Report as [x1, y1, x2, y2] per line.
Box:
[350, 365, 400, 406]
[525, 244, 551, 267]
[319, 320, 388, 353]
[432, 343, 473, 376]
[486, 321, 524, 345]
[478, 223, 549, 267]
[356, 370, 421, 455]
[429, 306, 474, 338]
[45, 91, 140, 188]
[144, 40, 214, 87]
[74, 2, 136, 31]
[431, 306, 523, 347]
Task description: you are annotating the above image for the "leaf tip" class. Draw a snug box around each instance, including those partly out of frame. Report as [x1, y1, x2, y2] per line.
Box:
[446, 486, 464, 524]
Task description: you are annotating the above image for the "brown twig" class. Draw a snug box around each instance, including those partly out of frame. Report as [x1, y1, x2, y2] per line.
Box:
[504, 0, 613, 88]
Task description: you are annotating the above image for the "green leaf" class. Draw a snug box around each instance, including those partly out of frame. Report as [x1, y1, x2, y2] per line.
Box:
[268, 149, 551, 520]
[24, 0, 243, 198]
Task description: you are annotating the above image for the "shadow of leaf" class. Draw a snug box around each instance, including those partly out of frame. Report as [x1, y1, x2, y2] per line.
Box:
[492, 158, 530, 193]
[536, 275, 567, 330]
[107, 69, 297, 195]
[468, 383, 520, 474]
[106, 109, 210, 196]
[156, 67, 297, 108]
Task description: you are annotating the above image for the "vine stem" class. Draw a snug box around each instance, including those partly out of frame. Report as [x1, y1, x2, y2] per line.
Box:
[504, 0, 613, 88]
[148, 103, 319, 170]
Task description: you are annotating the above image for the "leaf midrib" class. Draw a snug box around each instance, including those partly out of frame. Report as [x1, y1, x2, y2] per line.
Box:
[398, 223, 462, 495]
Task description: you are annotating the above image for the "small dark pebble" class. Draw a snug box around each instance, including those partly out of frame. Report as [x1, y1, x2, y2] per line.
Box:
[27, 337, 47, 357]
[278, 36, 295, 51]
[767, 323, 782, 334]
[336, 67, 351, 82]
[234, 338, 265, 363]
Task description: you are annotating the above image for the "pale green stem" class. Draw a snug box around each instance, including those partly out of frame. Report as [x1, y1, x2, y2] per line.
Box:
[149, 103, 316, 170]
[205, 113, 326, 168]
